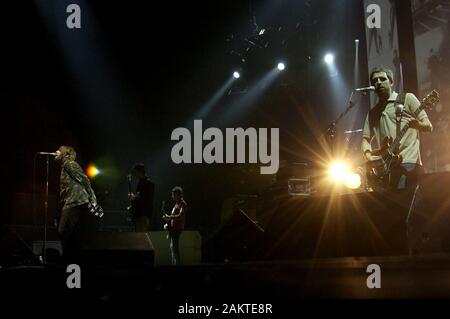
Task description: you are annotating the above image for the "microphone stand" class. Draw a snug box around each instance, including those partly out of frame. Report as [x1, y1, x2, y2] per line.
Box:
[324, 90, 365, 155]
[42, 154, 50, 264]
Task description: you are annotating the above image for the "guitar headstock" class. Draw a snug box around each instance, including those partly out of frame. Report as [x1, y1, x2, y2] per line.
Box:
[422, 90, 440, 110]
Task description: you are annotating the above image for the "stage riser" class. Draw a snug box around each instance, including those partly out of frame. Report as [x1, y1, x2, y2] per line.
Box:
[212, 172, 450, 261]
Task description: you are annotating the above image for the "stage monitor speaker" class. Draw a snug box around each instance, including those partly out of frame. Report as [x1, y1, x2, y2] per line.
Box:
[81, 232, 154, 267]
[0, 226, 39, 267]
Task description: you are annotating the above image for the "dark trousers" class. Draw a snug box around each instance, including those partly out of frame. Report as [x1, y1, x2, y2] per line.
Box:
[58, 204, 99, 263]
[390, 163, 421, 190]
[390, 164, 429, 254]
[169, 231, 181, 265]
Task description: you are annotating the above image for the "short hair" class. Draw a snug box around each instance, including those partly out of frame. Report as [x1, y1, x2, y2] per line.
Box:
[171, 186, 183, 196]
[60, 145, 76, 161]
[370, 66, 394, 84]
[133, 163, 146, 174]
[369, 65, 394, 84]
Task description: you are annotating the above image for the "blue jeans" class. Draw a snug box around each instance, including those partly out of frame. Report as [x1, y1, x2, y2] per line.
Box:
[169, 231, 181, 265]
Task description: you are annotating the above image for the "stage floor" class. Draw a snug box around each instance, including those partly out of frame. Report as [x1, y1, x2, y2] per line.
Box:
[3, 253, 450, 302]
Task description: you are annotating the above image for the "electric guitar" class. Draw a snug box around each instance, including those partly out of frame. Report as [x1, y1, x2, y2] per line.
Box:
[366, 90, 439, 189]
[161, 201, 171, 231]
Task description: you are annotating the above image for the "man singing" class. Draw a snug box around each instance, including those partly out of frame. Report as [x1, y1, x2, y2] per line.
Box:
[55, 145, 99, 263]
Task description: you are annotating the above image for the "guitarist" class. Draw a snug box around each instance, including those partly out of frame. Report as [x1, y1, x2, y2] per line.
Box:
[128, 163, 154, 232]
[162, 186, 187, 265]
[361, 66, 433, 190]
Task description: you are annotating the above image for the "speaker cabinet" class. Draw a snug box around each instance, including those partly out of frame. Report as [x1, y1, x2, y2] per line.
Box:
[81, 232, 154, 267]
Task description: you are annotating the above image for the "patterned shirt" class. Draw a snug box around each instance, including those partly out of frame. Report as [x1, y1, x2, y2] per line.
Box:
[60, 159, 97, 210]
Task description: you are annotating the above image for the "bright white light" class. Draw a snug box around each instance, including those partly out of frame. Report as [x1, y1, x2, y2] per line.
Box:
[233, 71, 240, 79]
[277, 62, 285, 71]
[259, 28, 266, 36]
[355, 39, 359, 43]
[329, 161, 350, 181]
[344, 173, 362, 189]
[324, 53, 334, 64]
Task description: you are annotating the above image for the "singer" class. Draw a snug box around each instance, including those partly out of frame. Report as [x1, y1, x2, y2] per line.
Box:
[55, 145, 99, 263]
[361, 66, 433, 190]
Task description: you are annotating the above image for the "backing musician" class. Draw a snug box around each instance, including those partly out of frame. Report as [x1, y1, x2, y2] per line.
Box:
[162, 186, 187, 265]
[128, 163, 155, 232]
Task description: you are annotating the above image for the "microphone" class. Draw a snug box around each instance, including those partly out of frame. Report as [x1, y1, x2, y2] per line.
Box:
[355, 86, 375, 92]
[37, 152, 57, 156]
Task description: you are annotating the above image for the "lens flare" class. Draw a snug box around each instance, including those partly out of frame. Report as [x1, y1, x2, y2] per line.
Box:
[344, 173, 362, 189]
[86, 164, 100, 178]
[329, 161, 350, 181]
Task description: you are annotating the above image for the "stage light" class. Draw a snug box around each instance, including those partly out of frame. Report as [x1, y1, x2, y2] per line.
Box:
[277, 62, 285, 71]
[86, 164, 100, 178]
[233, 71, 240, 79]
[328, 161, 350, 182]
[324, 53, 334, 64]
[344, 173, 362, 189]
[328, 160, 363, 190]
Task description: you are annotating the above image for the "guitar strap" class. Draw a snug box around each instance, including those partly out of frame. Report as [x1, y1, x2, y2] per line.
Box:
[394, 92, 406, 154]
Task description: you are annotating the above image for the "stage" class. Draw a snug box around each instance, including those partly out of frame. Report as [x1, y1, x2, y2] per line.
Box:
[3, 253, 450, 305]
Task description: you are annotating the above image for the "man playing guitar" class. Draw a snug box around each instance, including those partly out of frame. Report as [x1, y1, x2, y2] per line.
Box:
[361, 66, 433, 190]
[128, 163, 154, 232]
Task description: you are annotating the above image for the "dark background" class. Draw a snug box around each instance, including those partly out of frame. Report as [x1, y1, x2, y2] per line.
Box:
[1, 0, 369, 238]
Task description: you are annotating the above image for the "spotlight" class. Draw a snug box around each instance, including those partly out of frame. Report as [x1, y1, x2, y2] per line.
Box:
[86, 164, 100, 178]
[328, 160, 363, 189]
[233, 71, 240, 79]
[324, 53, 334, 64]
[355, 39, 359, 43]
[344, 173, 362, 189]
[277, 62, 285, 71]
[328, 161, 350, 182]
